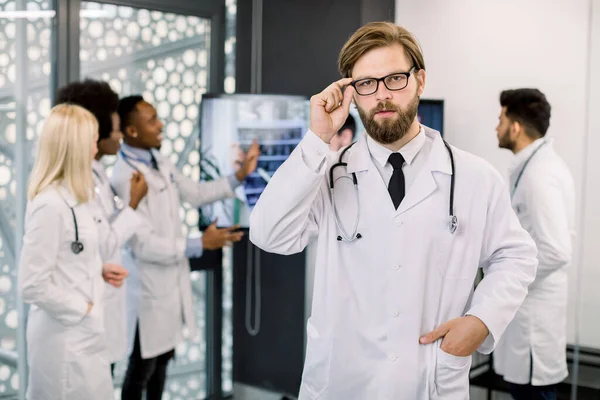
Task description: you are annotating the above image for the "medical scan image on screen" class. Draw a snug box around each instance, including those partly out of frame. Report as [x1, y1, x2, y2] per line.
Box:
[198, 94, 309, 228]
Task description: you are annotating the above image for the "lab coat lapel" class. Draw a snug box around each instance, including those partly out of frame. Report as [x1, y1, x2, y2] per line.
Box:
[152, 150, 172, 186]
[396, 128, 452, 216]
[345, 135, 399, 212]
[120, 147, 165, 192]
[92, 162, 113, 216]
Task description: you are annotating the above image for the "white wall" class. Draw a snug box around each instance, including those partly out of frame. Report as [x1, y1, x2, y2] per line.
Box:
[396, 0, 597, 346]
[580, 0, 600, 348]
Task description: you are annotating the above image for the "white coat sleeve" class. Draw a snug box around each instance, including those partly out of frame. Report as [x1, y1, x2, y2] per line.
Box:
[18, 200, 89, 325]
[249, 131, 330, 255]
[94, 188, 143, 263]
[465, 174, 538, 354]
[521, 173, 572, 273]
[111, 171, 186, 265]
[170, 161, 235, 208]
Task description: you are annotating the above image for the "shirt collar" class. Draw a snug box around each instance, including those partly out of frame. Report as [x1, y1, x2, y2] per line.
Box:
[120, 142, 153, 164]
[366, 125, 427, 169]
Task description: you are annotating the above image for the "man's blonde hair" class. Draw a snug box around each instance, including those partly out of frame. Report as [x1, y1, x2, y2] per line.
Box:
[338, 22, 426, 78]
[27, 103, 97, 203]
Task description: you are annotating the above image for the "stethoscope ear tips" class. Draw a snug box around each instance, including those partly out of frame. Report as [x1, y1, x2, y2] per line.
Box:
[356, 233, 362, 239]
[337, 236, 342, 241]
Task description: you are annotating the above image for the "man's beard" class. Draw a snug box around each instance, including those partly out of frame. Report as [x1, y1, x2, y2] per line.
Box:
[498, 128, 516, 151]
[357, 92, 420, 145]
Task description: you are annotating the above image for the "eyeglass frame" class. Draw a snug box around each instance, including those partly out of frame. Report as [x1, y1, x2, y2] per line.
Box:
[349, 66, 417, 96]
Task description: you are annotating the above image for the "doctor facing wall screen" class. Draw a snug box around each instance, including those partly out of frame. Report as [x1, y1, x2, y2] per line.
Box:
[493, 89, 576, 400]
[55, 79, 149, 375]
[249, 22, 538, 400]
[111, 95, 260, 400]
[18, 104, 128, 400]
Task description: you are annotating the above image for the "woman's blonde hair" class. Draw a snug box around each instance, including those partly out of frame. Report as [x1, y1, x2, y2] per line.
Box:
[338, 22, 426, 78]
[27, 103, 97, 203]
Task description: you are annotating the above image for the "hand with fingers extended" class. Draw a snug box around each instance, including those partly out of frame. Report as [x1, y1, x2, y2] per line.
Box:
[201, 219, 245, 250]
[310, 77, 355, 144]
[235, 139, 261, 181]
[419, 315, 489, 357]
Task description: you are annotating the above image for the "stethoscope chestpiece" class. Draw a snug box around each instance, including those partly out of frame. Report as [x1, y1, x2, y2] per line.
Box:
[71, 241, 84, 254]
[449, 215, 458, 235]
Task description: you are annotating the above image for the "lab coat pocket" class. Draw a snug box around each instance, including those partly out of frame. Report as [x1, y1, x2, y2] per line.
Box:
[433, 345, 471, 399]
[301, 320, 332, 399]
[70, 303, 106, 357]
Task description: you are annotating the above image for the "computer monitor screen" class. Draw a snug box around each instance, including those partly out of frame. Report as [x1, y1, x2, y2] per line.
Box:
[418, 99, 444, 136]
[198, 94, 309, 228]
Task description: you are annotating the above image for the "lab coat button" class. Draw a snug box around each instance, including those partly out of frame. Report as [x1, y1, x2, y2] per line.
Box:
[392, 265, 400, 271]
[393, 311, 400, 318]
[389, 353, 397, 362]
[394, 216, 403, 226]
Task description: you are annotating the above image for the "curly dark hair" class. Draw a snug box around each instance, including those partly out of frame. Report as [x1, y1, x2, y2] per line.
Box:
[55, 79, 119, 141]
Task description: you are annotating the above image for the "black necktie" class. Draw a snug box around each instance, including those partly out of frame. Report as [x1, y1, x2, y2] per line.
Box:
[149, 152, 159, 170]
[388, 153, 406, 209]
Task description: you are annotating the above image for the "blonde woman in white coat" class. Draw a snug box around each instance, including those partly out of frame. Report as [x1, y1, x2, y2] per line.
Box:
[56, 80, 149, 374]
[18, 104, 129, 400]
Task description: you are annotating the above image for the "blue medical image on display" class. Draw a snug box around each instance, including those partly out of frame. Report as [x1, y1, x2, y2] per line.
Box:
[198, 94, 309, 228]
[418, 99, 444, 136]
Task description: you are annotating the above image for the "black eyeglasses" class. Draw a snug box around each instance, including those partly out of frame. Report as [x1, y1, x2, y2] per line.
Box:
[350, 67, 416, 96]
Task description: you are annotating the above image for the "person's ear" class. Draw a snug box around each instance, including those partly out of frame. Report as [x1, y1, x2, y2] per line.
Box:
[125, 125, 138, 138]
[416, 69, 427, 96]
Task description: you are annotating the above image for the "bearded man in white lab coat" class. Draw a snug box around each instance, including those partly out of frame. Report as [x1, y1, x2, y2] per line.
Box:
[493, 88, 576, 400]
[249, 22, 538, 400]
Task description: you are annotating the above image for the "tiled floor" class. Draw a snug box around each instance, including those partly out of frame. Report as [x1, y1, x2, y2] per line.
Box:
[233, 384, 514, 400]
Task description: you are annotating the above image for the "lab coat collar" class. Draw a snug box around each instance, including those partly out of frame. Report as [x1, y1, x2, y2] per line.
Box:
[509, 138, 553, 175]
[367, 126, 427, 168]
[56, 182, 79, 208]
[424, 126, 453, 175]
[345, 125, 451, 175]
[119, 143, 160, 177]
[120, 142, 154, 164]
[92, 160, 106, 182]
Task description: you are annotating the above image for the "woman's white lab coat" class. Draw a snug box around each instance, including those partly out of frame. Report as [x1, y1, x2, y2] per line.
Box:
[493, 139, 575, 386]
[18, 183, 113, 400]
[110, 149, 234, 359]
[91, 160, 142, 364]
[249, 128, 538, 400]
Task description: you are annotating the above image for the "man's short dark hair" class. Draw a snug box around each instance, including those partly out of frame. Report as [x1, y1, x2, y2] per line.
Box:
[338, 114, 357, 137]
[55, 79, 119, 141]
[500, 88, 551, 138]
[117, 95, 145, 133]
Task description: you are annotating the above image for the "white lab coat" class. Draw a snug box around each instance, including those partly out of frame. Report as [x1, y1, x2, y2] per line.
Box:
[249, 127, 538, 400]
[18, 183, 113, 400]
[91, 160, 143, 364]
[493, 139, 575, 386]
[110, 148, 234, 359]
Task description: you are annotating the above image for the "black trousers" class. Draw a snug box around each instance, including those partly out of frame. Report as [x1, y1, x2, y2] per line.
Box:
[121, 326, 174, 400]
[509, 383, 558, 400]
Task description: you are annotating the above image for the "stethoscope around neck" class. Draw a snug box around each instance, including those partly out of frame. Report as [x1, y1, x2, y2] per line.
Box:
[69, 206, 84, 254]
[329, 139, 458, 242]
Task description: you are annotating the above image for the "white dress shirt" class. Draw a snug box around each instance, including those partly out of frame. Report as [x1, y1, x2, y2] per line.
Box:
[366, 126, 429, 192]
